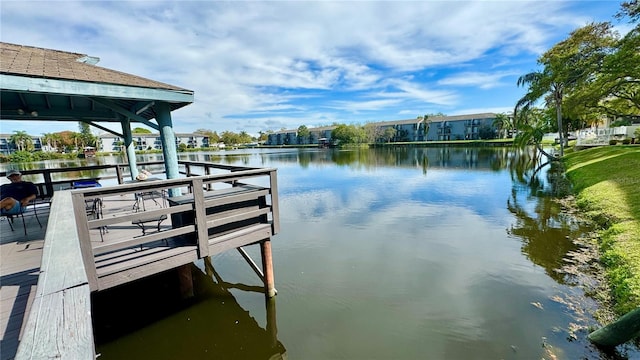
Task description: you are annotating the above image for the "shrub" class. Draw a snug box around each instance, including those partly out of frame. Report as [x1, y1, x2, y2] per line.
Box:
[609, 139, 618, 145]
[621, 138, 631, 145]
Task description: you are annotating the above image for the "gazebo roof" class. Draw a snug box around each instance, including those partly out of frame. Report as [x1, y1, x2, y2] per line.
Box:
[0, 42, 194, 127]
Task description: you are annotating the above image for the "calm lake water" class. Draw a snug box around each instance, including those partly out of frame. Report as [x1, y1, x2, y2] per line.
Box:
[8, 147, 639, 359]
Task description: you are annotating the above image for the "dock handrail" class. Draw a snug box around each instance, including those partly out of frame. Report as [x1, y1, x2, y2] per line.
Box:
[0, 160, 264, 200]
[15, 191, 95, 359]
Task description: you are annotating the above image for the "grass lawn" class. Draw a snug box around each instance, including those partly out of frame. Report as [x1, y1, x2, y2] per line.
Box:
[563, 146, 640, 314]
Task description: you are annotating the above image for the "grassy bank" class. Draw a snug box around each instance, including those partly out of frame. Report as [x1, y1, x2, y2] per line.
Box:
[563, 146, 640, 314]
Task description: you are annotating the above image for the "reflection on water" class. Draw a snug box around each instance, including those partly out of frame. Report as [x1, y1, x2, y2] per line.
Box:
[19, 147, 639, 359]
[94, 259, 286, 359]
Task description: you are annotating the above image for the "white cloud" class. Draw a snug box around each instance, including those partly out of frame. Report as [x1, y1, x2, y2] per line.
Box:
[0, 0, 622, 135]
[438, 71, 520, 89]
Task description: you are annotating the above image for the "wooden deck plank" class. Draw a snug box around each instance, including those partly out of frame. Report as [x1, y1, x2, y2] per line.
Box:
[37, 193, 88, 298]
[96, 247, 199, 291]
[206, 206, 270, 228]
[96, 245, 198, 277]
[95, 243, 193, 269]
[208, 224, 273, 255]
[0, 207, 47, 360]
[16, 285, 95, 360]
[92, 225, 195, 255]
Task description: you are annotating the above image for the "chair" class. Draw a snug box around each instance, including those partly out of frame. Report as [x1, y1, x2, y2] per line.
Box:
[132, 190, 167, 212]
[1, 200, 43, 236]
[72, 180, 107, 241]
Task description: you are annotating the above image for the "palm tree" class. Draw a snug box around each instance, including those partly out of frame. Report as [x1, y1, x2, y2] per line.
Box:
[515, 71, 566, 156]
[492, 113, 513, 139]
[9, 130, 33, 152]
[512, 107, 556, 161]
[42, 132, 61, 152]
[70, 132, 83, 151]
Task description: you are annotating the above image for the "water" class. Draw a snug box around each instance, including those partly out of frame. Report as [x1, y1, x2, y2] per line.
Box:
[9, 147, 638, 359]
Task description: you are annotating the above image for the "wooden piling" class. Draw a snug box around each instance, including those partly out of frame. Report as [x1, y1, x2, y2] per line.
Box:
[266, 296, 278, 348]
[177, 264, 194, 299]
[260, 239, 277, 297]
[588, 307, 640, 347]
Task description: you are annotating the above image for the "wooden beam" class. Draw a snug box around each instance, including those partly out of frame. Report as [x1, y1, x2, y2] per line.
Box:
[91, 97, 158, 129]
[237, 246, 264, 281]
[83, 121, 123, 138]
[1, 74, 194, 103]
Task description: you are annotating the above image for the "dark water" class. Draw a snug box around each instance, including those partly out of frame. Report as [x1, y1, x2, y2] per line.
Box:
[12, 147, 639, 359]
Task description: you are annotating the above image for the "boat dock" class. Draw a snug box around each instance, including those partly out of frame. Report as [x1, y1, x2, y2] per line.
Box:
[0, 162, 280, 360]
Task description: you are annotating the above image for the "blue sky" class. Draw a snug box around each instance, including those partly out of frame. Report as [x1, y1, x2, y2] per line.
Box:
[0, 1, 627, 137]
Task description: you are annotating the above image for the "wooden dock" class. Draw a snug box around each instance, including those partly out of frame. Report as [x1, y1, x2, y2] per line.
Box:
[1, 163, 280, 359]
[0, 204, 48, 360]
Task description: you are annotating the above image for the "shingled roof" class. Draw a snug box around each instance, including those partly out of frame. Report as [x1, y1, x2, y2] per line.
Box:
[1, 42, 194, 125]
[0, 42, 188, 91]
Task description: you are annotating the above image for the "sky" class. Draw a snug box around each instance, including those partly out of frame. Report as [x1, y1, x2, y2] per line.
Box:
[0, 1, 628, 137]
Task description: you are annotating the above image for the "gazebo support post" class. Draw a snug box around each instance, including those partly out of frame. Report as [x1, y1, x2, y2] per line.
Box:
[155, 101, 181, 197]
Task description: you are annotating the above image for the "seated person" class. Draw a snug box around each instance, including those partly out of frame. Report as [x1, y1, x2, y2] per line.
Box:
[1, 170, 38, 216]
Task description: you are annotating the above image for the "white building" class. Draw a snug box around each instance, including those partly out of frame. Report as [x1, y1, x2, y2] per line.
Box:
[98, 132, 210, 152]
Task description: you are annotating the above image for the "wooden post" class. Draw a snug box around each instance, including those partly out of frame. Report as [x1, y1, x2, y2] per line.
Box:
[260, 239, 277, 297]
[589, 307, 640, 347]
[43, 170, 53, 198]
[116, 164, 123, 184]
[121, 117, 138, 181]
[265, 295, 278, 348]
[177, 264, 194, 299]
[204, 256, 214, 278]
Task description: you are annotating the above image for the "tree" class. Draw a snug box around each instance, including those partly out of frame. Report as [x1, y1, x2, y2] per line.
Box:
[10, 130, 33, 151]
[257, 130, 271, 142]
[42, 132, 59, 152]
[382, 127, 397, 143]
[617, 0, 639, 22]
[513, 107, 556, 160]
[69, 132, 83, 151]
[220, 131, 240, 145]
[492, 113, 513, 138]
[238, 131, 252, 144]
[516, 22, 618, 156]
[363, 123, 383, 143]
[331, 124, 365, 145]
[79, 122, 97, 148]
[297, 125, 310, 144]
[196, 129, 221, 145]
[132, 127, 152, 134]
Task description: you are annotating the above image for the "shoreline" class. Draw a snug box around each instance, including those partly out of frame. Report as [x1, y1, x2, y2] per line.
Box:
[560, 146, 640, 347]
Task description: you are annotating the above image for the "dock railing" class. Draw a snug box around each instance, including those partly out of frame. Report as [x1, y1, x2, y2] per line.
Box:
[71, 166, 279, 291]
[0, 160, 259, 201]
